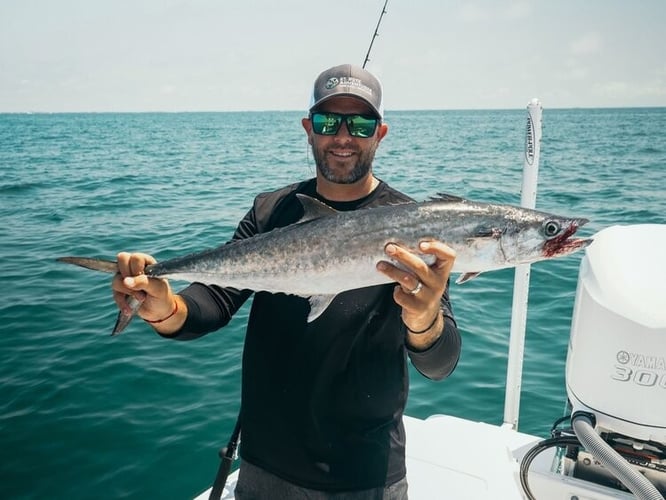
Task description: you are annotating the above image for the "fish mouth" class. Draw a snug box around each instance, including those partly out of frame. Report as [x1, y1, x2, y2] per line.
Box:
[543, 218, 593, 258]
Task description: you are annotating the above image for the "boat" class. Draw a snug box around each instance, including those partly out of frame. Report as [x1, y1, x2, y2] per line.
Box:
[193, 103, 666, 500]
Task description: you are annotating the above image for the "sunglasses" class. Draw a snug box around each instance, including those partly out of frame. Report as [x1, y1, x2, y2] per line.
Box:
[310, 112, 379, 138]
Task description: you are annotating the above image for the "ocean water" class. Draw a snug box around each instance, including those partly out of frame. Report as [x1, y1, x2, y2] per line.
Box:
[1, 108, 664, 499]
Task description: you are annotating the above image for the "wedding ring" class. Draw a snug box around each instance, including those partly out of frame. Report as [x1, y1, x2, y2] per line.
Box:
[408, 281, 423, 295]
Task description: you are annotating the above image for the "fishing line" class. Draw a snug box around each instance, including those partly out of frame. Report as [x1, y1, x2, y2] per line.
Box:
[362, 0, 390, 69]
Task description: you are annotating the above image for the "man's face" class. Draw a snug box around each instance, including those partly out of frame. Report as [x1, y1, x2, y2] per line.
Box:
[304, 97, 386, 185]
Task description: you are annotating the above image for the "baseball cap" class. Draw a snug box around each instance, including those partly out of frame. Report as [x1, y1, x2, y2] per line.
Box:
[309, 64, 384, 119]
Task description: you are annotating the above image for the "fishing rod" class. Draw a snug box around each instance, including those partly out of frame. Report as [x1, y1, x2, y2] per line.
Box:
[362, 0, 389, 68]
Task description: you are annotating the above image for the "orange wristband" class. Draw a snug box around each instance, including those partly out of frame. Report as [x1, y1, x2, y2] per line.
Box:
[145, 299, 178, 324]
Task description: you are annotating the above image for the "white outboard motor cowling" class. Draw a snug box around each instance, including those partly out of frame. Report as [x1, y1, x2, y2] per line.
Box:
[565, 224, 666, 497]
[566, 224, 666, 443]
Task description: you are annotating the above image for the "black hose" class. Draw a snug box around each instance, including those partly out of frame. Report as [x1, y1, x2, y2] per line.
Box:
[519, 435, 581, 500]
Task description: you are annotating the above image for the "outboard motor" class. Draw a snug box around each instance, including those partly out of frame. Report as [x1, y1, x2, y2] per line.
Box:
[520, 224, 666, 500]
[566, 224, 666, 498]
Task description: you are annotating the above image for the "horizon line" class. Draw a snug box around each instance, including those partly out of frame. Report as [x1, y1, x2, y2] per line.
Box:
[2, 105, 665, 115]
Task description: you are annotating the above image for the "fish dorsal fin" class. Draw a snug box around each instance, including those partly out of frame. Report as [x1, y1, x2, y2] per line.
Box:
[429, 193, 467, 203]
[296, 194, 339, 223]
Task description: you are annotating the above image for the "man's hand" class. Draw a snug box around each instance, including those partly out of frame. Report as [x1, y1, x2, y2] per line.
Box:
[377, 240, 456, 348]
[112, 252, 185, 334]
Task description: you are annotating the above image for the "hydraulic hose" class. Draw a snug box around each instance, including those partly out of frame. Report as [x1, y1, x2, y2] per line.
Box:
[571, 412, 664, 500]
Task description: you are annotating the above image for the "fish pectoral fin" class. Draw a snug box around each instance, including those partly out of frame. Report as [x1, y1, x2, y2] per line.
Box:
[295, 194, 339, 223]
[307, 295, 337, 323]
[469, 226, 504, 239]
[456, 272, 481, 284]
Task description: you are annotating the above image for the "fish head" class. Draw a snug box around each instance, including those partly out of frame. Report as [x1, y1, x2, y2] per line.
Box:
[501, 213, 592, 266]
[541, 216, 593, 258]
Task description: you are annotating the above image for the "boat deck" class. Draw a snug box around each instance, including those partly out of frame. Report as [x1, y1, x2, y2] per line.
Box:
[194, 413, 637, 499]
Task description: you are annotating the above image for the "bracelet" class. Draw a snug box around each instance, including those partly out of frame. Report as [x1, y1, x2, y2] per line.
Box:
[145, 299, 178, 324]
[405, 312, 440, 334]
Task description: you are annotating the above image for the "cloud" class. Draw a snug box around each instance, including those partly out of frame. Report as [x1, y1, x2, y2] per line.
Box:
[505, 1, 533, 20]
[569, 32, 602, 56]
[596, 78, 666, 101]
[458, 3, 488, 22]
[160, 84, 176, 95]
[457, 1, 532, 22]
[558, 58, 590, 81]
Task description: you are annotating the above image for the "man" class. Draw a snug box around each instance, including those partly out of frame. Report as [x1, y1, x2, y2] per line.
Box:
[113, 64, 461, 499]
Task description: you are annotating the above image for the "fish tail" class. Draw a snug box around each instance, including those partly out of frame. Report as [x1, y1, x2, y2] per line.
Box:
[58, 256, 139, 334]
[57, 256, 118, 273]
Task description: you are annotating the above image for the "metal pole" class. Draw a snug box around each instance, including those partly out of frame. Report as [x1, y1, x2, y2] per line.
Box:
[502, 99, 543, 430]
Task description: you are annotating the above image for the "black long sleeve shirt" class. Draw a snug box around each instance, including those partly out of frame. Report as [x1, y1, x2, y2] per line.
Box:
[165, 178, 462, 491]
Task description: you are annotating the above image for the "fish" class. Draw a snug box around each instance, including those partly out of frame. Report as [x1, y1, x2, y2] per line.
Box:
[57, 193, 592, 334]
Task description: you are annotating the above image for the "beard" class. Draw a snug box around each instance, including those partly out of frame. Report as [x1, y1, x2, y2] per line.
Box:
[312, 143, 377, 185]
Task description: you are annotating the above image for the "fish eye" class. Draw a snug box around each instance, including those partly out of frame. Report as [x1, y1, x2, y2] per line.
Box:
[543, 220, 561, 238]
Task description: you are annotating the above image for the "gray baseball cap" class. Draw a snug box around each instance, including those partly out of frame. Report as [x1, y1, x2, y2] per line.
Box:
[308, 64, 384, 119]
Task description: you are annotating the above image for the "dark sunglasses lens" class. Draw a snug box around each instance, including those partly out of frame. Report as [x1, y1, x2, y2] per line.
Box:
[311, 113, 343, 135]
[346, 116, 378, 137]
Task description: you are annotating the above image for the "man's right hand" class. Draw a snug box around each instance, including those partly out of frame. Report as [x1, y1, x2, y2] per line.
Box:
[112, 252, 186, 334]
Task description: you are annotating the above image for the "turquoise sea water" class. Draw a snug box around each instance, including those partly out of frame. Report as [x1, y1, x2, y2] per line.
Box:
[1, 108, 665, 499]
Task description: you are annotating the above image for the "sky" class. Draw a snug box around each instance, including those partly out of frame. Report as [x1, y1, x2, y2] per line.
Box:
[1, 0, 665, 112]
